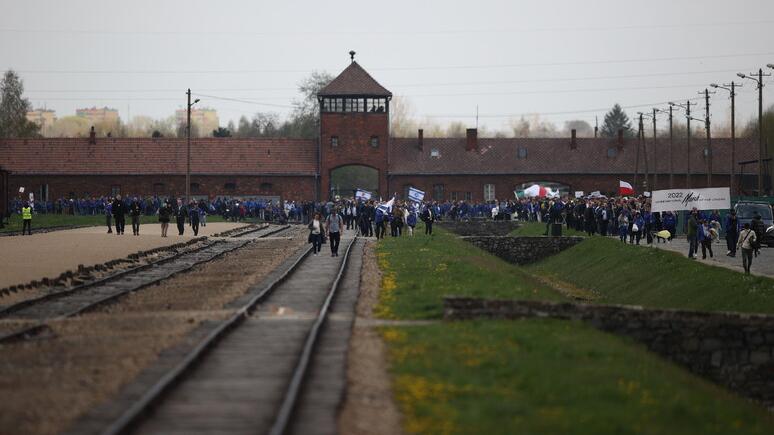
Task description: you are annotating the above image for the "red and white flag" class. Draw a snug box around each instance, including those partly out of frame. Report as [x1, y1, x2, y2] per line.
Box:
[619, 180, 634, 196]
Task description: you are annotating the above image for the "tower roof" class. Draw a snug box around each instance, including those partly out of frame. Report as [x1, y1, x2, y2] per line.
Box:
[318, 61, 392, 97]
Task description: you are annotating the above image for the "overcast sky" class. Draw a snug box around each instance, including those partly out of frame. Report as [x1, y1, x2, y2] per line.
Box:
[2, 0, 773, 134]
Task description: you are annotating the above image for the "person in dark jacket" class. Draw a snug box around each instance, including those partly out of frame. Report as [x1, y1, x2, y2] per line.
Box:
[750, 213, 766, 257]
[687, 209, 699, 259]
[176, 199, 187, 236]
[159, 200, 172, 237]
[188, 200, 200, 236]
[422, 205, 435, 235]
[112, 195, 126, 235]
[724, 210, 739, 257]
[129, 197, 142, 235]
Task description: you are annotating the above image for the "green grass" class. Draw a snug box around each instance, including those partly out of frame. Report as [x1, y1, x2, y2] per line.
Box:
[383, 320, 774, 435]
[0, 213, 225, 233]
[375, 226, 565, 319]
[528, 236, 774, 314]
[510, 221, 588, 237]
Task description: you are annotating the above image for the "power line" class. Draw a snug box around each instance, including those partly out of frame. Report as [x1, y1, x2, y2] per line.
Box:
[2, 19, 773, 36]
[9, 50, 774, 75]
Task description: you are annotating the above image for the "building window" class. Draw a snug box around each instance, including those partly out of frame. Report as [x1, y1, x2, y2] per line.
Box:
[607, 147, 618, 158]
[430, 148, 440, 158]
[260, 182, 273, 191]
[224, 182, 236, 191]
[484, 184, 496, 202]
[331, 136, 339, 147]
[153, 183, 165, 194]
[517, 147, 528, 159]
[433, 184, 444, 201]
[465, 192, 472, 201]
[451, 191, 459, 201]
[111, 185, 121, 197]
[190, 183, 200, 193]
[370, 136, 379, 148]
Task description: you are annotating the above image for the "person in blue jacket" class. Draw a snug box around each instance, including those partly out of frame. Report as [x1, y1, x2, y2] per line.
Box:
[630, 212, 644, 245]
[662, 211, 677, 241]
[406, 207, 417, 236]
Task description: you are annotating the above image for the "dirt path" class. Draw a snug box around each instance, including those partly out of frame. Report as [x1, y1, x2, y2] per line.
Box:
[339, 240, 404, 435]
[0, 222, 247, 288]
[0, 231, 305, 435]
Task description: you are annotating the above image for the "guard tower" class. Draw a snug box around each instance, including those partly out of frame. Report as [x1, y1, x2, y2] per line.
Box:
[318, 51, 392, 200]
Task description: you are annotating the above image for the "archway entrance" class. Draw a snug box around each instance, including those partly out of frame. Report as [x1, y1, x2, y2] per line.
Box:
[330, 165, 379, 200]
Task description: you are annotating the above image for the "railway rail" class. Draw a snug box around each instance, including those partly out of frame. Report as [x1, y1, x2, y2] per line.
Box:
[0, 224, 292, 344]
[94, 235, 358, 435]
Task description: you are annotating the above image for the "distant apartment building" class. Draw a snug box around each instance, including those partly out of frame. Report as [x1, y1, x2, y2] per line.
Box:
[26, 108, 57, 133]
[76, 106, 120, 126]
[175, 107, 219, 136]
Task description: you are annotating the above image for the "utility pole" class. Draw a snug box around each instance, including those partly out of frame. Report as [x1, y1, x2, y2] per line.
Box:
[739, 69, 770, 196]
[686, 100, 693, 189]
[186, 89, 191, 205]
[669, 105, 674, 188]
[652, 108, 658, 191]
[711, 81, 740, 193]
[634, 114, 641, 190]
[641, 113, 649, 192]
[700, 88, 715, 187]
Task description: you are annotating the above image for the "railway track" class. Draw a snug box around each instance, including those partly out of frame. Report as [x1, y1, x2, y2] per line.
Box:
[92, 235, 359, 435]
[0, 224, 292, 344]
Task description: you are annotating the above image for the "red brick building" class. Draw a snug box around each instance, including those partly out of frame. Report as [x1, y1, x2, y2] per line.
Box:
[0, 60, 764, 203]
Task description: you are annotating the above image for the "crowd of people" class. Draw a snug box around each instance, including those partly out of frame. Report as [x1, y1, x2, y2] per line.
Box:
[8, 192, 769, 274]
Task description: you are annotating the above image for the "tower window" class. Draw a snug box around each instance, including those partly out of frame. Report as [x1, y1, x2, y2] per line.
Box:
[370, 136, 379, 147]
[331, 136, 339, 147]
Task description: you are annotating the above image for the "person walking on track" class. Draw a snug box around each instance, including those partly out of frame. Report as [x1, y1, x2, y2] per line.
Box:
[326, 207, 344, 257]
[21, 202, 32, 235]
[189, 200, 200, 236]
[308, 212, 323, 256]
[737, 223, 757, 275]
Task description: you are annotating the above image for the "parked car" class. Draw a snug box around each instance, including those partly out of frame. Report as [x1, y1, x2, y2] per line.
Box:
[734, 201, 774, 246]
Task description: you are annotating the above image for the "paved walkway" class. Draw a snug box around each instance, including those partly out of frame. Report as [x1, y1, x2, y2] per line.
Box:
[645, 238, 774, 278]
[0, 222, 246, 288]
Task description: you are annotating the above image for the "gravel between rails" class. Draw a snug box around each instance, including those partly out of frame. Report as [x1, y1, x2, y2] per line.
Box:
[0, 227, 307, 435]
[338, 240, 404, 435]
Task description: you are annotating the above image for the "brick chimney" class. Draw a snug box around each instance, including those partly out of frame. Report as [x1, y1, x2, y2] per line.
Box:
[570, 129, 577, 149]
[617, 129, 624, 148]
[88, 126, 96, 145]
[466, 128, 478, 151]
[418, 128, 424, 150]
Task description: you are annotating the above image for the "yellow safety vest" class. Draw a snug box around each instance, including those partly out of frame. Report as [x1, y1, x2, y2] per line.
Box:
[22, 207, 32, 220]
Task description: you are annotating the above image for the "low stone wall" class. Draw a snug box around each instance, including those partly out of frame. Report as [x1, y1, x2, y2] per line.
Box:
[461, 236, 583, 265]
[437, 220, 520, 236]
[444, 297, 774, 407]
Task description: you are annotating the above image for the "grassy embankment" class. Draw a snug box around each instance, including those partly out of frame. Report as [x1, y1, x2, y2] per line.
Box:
[376, 225, 774, 434]
[0, 214, 225, 233]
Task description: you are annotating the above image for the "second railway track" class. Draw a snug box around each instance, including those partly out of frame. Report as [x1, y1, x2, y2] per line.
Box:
[0, 223, 293, 344]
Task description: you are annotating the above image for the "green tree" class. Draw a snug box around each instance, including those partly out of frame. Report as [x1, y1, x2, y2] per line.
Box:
[284, 71, 334, 138]
[212, 126, 231, 137]
[0, 70, 39, 138]
[600, 104, 633, 138]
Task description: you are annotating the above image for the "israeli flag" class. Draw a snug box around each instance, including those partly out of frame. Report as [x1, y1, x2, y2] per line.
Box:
[355, 189, 372, 200]
[376, 197, 395, 214]
[407, 187, 425, 203]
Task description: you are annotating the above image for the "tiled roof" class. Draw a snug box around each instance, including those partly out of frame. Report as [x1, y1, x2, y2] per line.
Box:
[0, 138, 318, 175]
[318, 61, 392, 97]
[389, 137, 759, 175]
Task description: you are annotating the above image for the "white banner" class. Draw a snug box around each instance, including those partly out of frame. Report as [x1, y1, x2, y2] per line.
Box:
[574, 191, 584, 198]
[650, 187, 731, 213]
